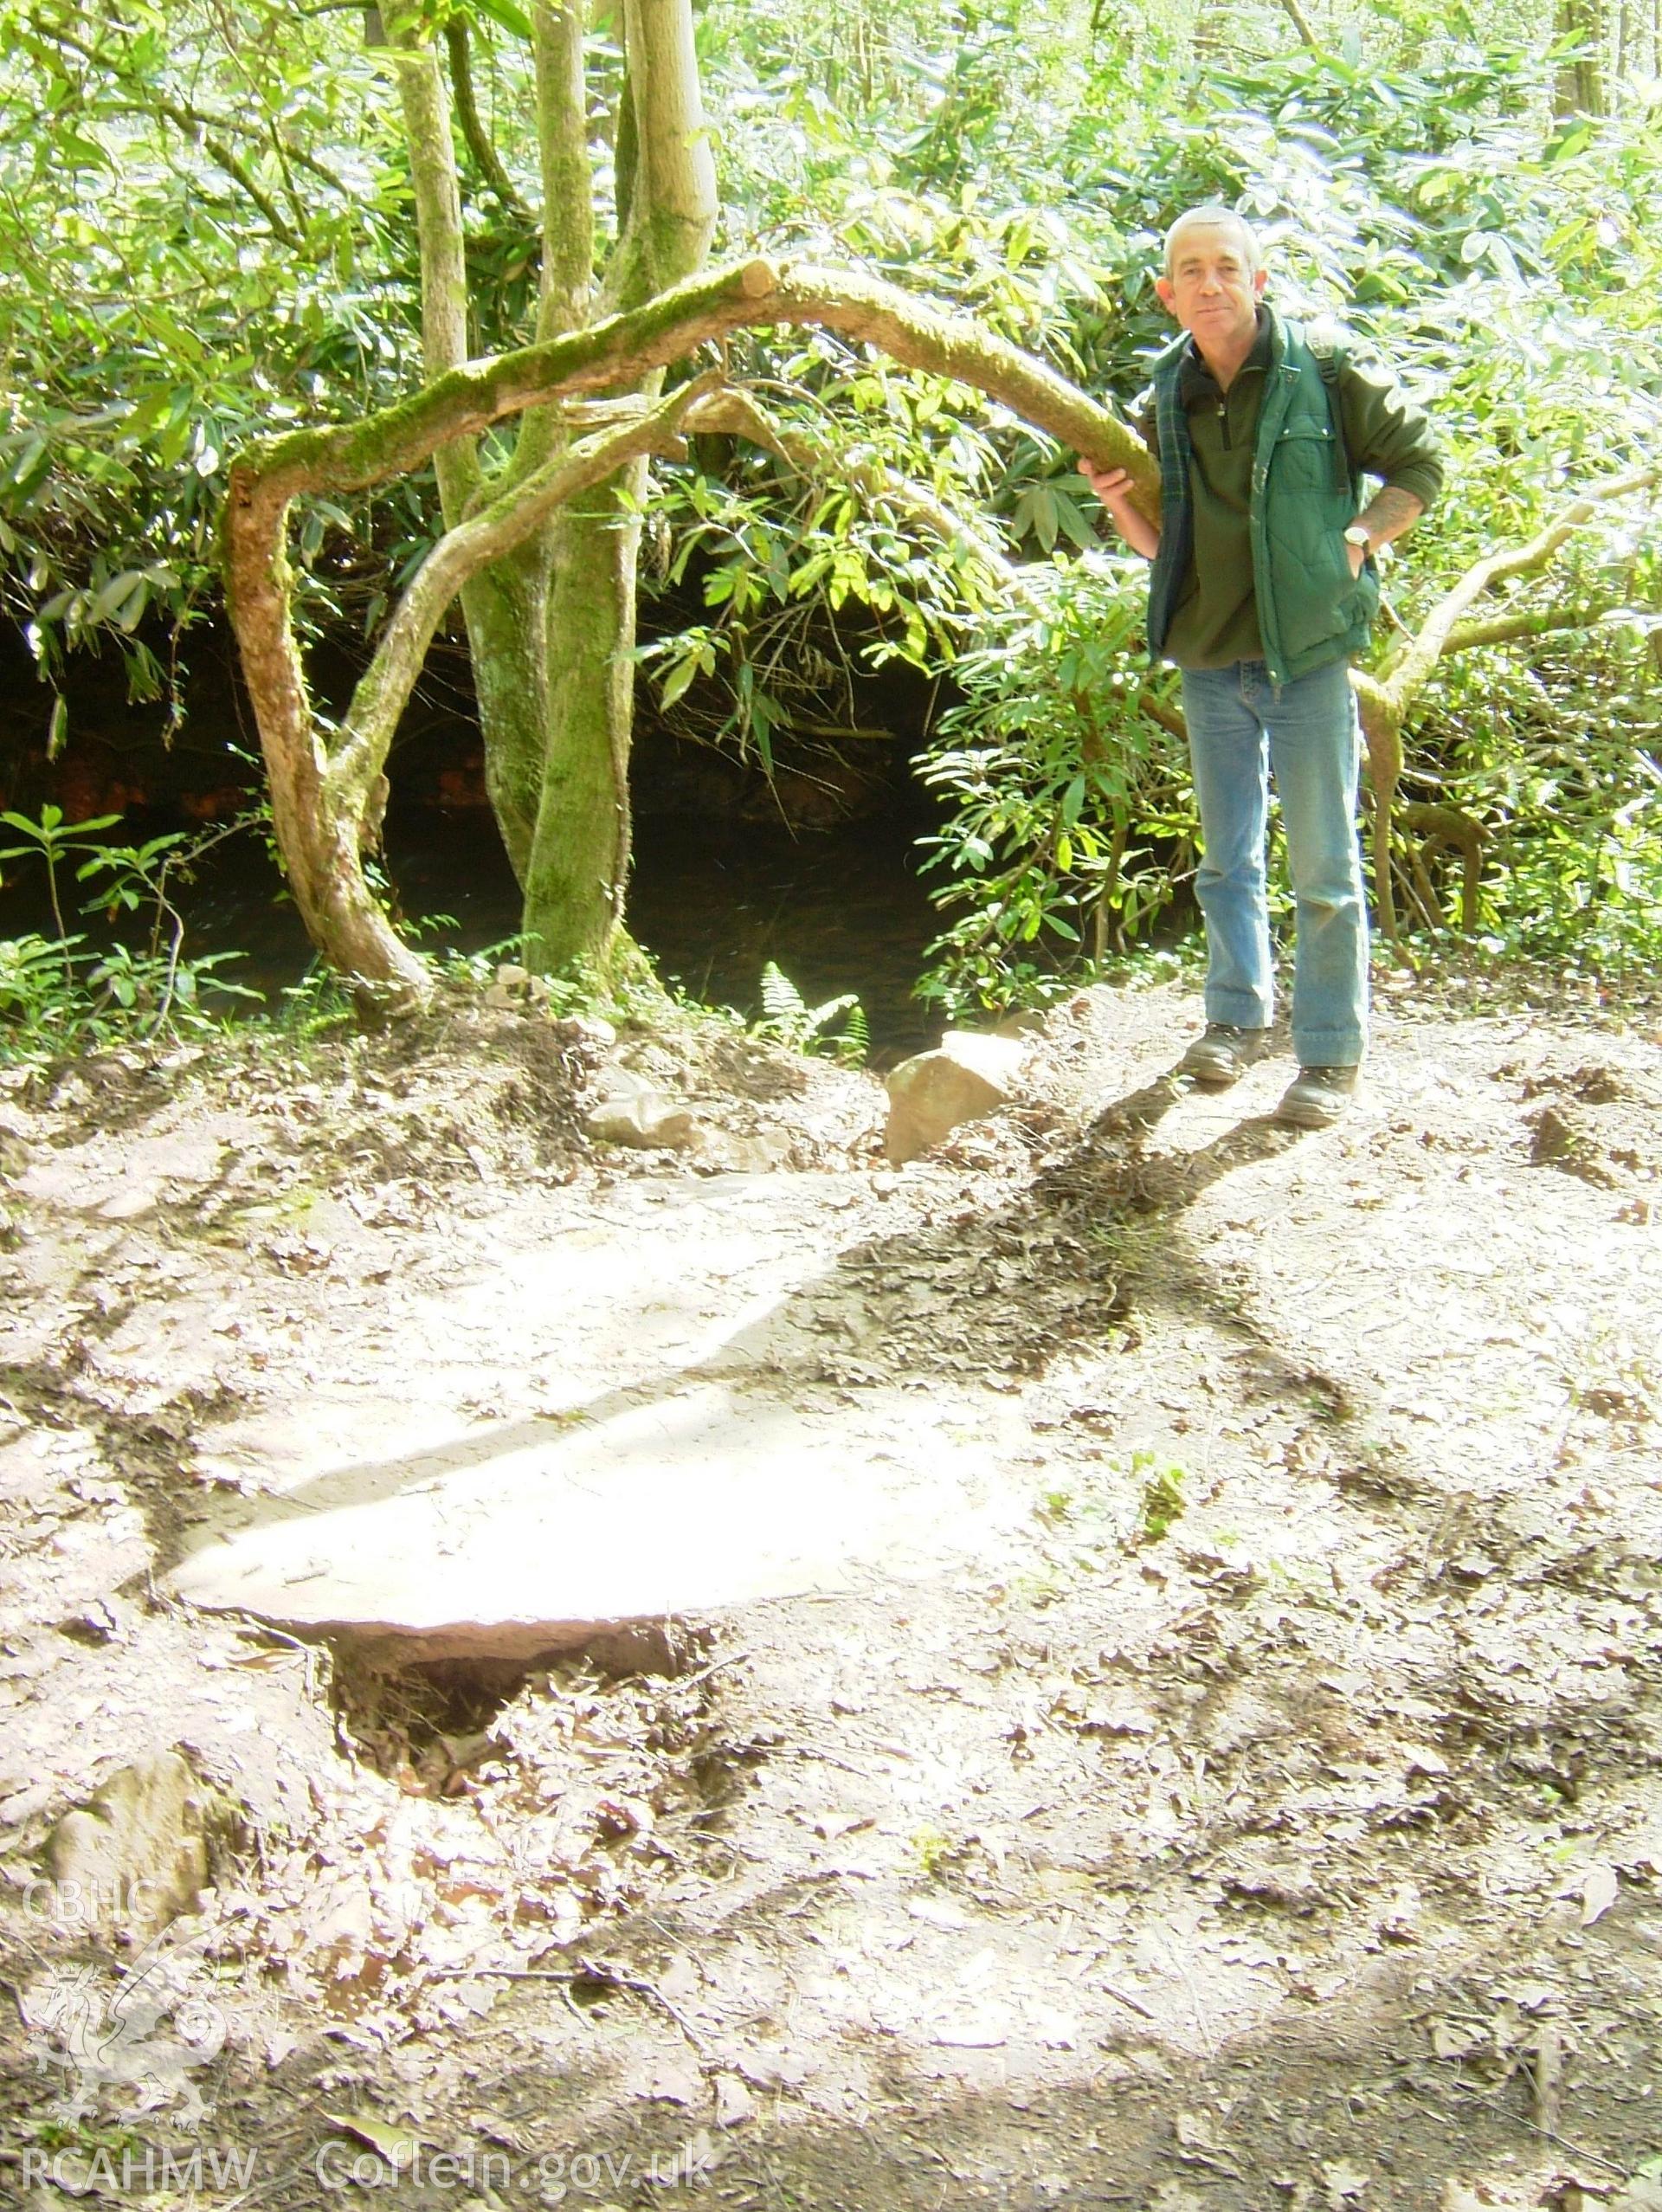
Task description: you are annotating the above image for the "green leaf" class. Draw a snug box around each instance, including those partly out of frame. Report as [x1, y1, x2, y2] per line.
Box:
[467, 0, 534, 38]
[658, 657, 701, 711]
[90, 571, 146, 624]
[7, 437, 52, 503]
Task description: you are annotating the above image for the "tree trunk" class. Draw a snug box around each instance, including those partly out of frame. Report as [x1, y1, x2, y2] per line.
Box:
[396, 0, 717, 979]
[390, 4, 539, 881]
[390, 5, 562, 890]
[222, 470, 430, 1007]
[457, 0, 592, 894]
[518, 0, 718, 977]
[520, 478, 646, 972]
[1556, 0, 1607, 114]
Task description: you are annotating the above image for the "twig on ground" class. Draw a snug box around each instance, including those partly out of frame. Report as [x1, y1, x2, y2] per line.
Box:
[677, 1647, 752, 1692]
[435, 1958, 717, 2056]
[1100, 1980, 1157, 2022]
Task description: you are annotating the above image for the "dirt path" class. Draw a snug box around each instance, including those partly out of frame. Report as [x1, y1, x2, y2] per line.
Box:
[1, 979, 1659, 2211]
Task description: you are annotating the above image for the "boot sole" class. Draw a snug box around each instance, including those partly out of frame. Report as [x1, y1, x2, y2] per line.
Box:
[1273, 1089, 1358, 1128]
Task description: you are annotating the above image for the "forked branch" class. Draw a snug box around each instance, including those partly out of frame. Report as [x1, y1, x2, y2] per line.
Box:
[689, 386, 1045, 609]
[334, 374, 725, 809]
[1350, 463, 1655, 941]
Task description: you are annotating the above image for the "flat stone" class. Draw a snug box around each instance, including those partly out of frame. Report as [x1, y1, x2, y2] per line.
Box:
[170, 1376, 1027, 1662]
[168, 1173, 1030, 1661]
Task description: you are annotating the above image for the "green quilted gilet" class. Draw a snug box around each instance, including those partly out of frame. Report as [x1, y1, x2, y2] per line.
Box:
[1147, 308, 1378, 687]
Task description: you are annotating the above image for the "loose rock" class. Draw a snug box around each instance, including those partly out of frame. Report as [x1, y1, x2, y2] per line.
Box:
[884, 1029, 1027, 1164]
[46, 1751, 229, 1941]
[584, 1067, 701, 1150]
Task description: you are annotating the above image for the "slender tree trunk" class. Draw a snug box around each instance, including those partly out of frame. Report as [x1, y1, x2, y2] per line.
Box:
[519, 0, 717, 976]
[391, 3, 583, 897]
[523, 485, 647, 971]
[390, 8, 549, 889]
[1556, 0, 1607, 114]
[448, 0, 597, 893]
[394, 0, 715, 978]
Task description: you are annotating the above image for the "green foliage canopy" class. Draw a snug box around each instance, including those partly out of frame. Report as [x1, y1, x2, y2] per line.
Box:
[0, 0, 1658, 1009]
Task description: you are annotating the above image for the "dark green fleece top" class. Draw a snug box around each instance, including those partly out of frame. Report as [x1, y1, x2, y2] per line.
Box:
[1139, 311, 1444, 669]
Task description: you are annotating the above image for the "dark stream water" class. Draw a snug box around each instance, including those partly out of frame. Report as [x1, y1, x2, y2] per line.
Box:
[0, 803, 946, 1063]
[0, 616, 957, 1058]
[401, 807, 944, 1059]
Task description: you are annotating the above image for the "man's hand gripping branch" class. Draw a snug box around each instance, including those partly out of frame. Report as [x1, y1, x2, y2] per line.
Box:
[1080, 463, 1161, 560]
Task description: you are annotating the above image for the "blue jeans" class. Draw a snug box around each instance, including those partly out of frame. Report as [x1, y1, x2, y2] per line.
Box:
[1180, 659, 1368, 1067]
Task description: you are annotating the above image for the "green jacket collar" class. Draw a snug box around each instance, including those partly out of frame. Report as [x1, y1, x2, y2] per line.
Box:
[1176, 306, 1274, 404]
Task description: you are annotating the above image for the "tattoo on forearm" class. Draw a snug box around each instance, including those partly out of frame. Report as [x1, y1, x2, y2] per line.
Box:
[1358, 486, 1425, 546]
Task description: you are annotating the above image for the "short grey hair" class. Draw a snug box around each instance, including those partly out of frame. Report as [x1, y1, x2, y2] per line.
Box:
[1163, 206, 1263, 279]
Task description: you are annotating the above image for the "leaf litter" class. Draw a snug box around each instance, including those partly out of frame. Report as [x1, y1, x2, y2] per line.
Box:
[0, 979, 1659, 2208]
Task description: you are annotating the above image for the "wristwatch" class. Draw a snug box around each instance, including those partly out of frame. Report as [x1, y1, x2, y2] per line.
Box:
[1343, 523, 1372, 551]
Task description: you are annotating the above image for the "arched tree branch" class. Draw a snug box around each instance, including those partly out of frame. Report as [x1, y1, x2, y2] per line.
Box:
[228, 256, 1151, 513]
[222, 256, 1150, 1001]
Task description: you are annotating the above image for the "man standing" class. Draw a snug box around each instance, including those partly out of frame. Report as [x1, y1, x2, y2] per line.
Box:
[1084, 207, 1441, 1126]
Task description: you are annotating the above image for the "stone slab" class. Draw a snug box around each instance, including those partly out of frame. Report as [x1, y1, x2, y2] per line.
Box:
[170, 1377, 1027, 1661]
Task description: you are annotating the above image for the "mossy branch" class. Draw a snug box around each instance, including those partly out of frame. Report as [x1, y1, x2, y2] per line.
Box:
[1420, 602, 1612, 659]
[333, 374, 723, 806]
[224, 242, 1652, 990]
[227, 256, 1150, 513]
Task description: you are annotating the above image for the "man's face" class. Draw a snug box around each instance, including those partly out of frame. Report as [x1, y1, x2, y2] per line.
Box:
[1155, 223, 1267, 351]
